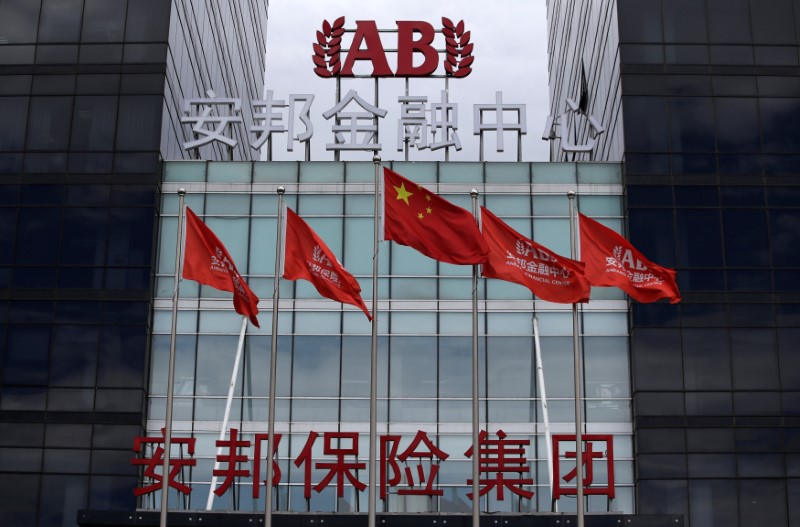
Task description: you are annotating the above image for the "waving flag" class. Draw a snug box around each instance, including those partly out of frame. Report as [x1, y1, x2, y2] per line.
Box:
[283, 208, 372, 320]
[579, 213, 680, 304]
[481, 207, 590, 303]
[383, 167, 488, 265]
[183, 207, 260, 327]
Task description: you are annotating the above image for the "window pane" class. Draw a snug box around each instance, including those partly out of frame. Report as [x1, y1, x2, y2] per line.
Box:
[390, 337, 436, 397]
[82, 0, 126, 43]
[71, 96, 117, 151]
[716, 99, 760, 152]
[26, 96, 73, 150]
[38, 0, 83, 43]
[670, 98, 714, 152]
[0, 0, 42, 43]
[292, 336, 341, 397]
[623, 97, 669, 151]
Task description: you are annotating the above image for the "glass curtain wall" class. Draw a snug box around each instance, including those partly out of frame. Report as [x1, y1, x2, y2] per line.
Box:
[143, 160, 631, 514]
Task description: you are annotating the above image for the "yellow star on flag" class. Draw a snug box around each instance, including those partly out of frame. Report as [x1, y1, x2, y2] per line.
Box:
[417, 212, 424, 220]
[426, 207, 432, 214]
[394, 182, 413, 205]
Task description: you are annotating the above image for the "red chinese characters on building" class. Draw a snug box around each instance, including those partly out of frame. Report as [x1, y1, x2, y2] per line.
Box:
[131, 428, 197, 496]
[552, 434, 615, 499]
[465, 429, 534, 500]
[132, 429, 616, 502]
[380, 430, 449, 499]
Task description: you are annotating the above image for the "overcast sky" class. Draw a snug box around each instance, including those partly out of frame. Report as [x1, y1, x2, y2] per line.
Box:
[263, 0, 551, 162]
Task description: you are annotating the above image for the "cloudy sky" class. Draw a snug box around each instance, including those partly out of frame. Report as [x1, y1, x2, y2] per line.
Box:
[263, 0, 551, 162]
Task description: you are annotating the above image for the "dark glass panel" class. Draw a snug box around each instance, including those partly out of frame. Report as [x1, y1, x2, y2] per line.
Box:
[94, 389, 143, 413]
[720, 186, 764, 207]
[779, 329, 800, 390]
[47, 387, 94, 411]
[45, 423, 92, 448]
[663, 0, 707, 42]
[620, 43, 666, 63]
[675, 209, 723, 266]
[8, 300, 53, 323]
[689, 480, 739, 526]
[0, 474, 40, 527]
[677, 269, 726, 292]
[768, 186, 800, 207]
[739, 479, 788, 526]
[717, 154, 762, 176]
[115, 95, 162, 150]
[120, 73, 167, 95]
[113, 152, 160, 173]
[66, 185, 110, 206]
[731, 329, 779, 390]
[68, 152, 113, 173]
[628, 209, 675, 266]
[124, 0, 170, 41]
[55, 300, 102, 324]
[638, 454, 687, 478]
[671, 154, 716, 174]
[26, 96, 73, 150]
[50, 325, 98, 387]
[621, 74, 668, 96]
[624, 153, 671, 175]
[685, 392, 733, 415]
[88, 475, 138, 510]
[0, 0, 42, 44]
[103, 301, 149, 325]
[750, 0, 796, 44]
[30, 74, 74, 96]
[723, 210, 770, 267]
[710, 45, 754, 65]
[635, 392, 684, 415]
[35, 44, 79, 64]
[12, 267, 56, 288]
[0, 97, 30, 150]
[666, 75, 712, 96]
[110, 185, 156, 206]
[76, 74, 120, 95]
[675, 186, 718, 207]
[82, 0, 127, 43]
[105, 268, 150, 290]
[292, 336, 342, 397]
[687, 454, 736, 477]
[761, 98, 800, 153]
[3, 325, 50, 385]
[39, 475, 88, 527]
[736, 427, 784, 452]
[712, 75, 757, 96]
[59, 208, 108, 265]
[58, 267, 104, 289]
[777, 304, 800, 326]
[0, 208, 15, 264]
[24, 152, 68, 173]
[71, 96, 118, 151]
[92, 424, 142, 449]
[637, 429, 686, 453]
[631, 329, 683, 391]
[0, 386, 46, 411]
[43, 449, 90, 473]
[79, 43, 123, 63]
[38, 0, 83, 43]
[682, 329, 731, 390]
[0, 447, 41, 473]
[734, 392, 782, 415]
[775, 271, 800, 292]
[715, 99, 760, 152]
[91, 449, 138, 475]
[631, 303, 681, 327]
[687, 428, 736, 452]
[97, 327, 146, 387]
[754, 46, 799, 66]
[758, 76, 800, 97]
[627, 186, 673, 207]
[727, 269, 772, 292]
[729, 304, 775, 327]
[664, 45, 709, 65]
[770, 211, 800, 267]
[670, 98, 715, 152]
[707, 0, 752, 43]
[764, 154, 800, 176]
[106, 208, 154, 266]
[123, 43, 168, 63]
[617, 0, 663, 42]
[638, 480, 688, 516]
[623, 97, 670, 151]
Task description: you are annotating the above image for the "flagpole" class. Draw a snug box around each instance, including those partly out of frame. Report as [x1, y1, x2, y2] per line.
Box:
[265, 186, 286, 527]
[567, 190, 585, 527]
[470, 189, 480, 527]
[160, 189, 186, 527]
[532, 316, 555, 507]
[368, 155, 381, 527]
[206, 316, 248, 509]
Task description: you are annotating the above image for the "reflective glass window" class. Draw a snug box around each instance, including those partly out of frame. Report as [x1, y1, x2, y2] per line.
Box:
[631, 329, 683, 391]
[0, 0, 41, 43]
[715, 99, 760, 152]
[38, 0, 83, 43]
[26, 96, 73, 150]
[670, 98, 715, 152]
[682, 329, 731, 390]
[623, 97, 670, 151]
[675, 210, 723, 267]
[389, 337, 436, 397]
[723, 210, 770, 267]
[750, 0, 796, 44]
[707, 0, 752, 43]
[82, 0, 127, 43]
[760, 98, 800, 153]
[292, 336, 341, 397]
[617, 0, 662, 42]
[731, 329, 779, 390]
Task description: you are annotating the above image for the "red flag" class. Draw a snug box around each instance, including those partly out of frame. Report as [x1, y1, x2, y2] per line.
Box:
[480, 207, 590, 303]
[579, 213, 681, 304]
[182, 207, 260, 327]
[283, 208, 372, 321]
[383, 167, 489, 265]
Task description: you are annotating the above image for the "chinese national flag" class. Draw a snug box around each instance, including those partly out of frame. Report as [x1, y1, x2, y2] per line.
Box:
[383, 167, 489, 265]
[182, 207, 260, 327]
[579, 213, 681, 304]
[283, 208, 372, 321]
[480, 207, 590, 303]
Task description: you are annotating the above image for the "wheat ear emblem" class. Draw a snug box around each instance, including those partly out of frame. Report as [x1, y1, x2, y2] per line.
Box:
[442, 17, 474, 78]
[313, 17, 345, 77]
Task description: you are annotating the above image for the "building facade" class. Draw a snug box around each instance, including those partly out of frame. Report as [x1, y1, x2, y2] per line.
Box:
[547, 0, 800, 525]
[0, 1, 267, 526]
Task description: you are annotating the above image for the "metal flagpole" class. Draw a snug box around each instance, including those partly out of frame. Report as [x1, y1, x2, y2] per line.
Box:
[567, 191, 585, 527]
[265, 186, 286, 527]
[532, 316, 555, 506]
[160, 188, 186, 527]
[206, 316, 248, 509]
[368, 155, 381, 527]
[470, 189, 481, 527]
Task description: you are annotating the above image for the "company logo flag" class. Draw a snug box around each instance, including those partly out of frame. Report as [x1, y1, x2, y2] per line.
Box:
[480, 207, 590, 303]
[283, 208, 372, 320]
[383, 167, 489, 265]
[579, 213, 681, 304]
[183, 207, 260, 327]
